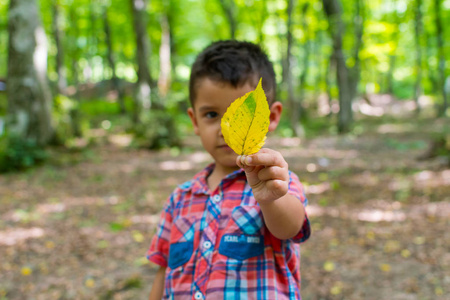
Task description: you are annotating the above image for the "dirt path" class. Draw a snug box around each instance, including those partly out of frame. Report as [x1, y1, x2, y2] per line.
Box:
[0, 118, 449, 299]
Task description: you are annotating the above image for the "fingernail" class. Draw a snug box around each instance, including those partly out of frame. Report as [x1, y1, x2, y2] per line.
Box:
[245, 156, 252, 165]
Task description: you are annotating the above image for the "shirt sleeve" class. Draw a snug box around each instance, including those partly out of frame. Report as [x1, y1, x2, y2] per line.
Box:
[146, 195, 174, 267]
[286, 171, 311, 243]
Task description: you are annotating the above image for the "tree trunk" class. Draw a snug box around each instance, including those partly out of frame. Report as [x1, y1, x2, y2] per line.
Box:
[323, 0, 352, 133]
[68, 4, 81, 137]
[434, 0, 447, 115]
[298, 3, 310, 120]
[130, 0, 152, 124]
[313, 25, 322, 104]
[386, 0, 400, 95]
[103, 7, 125, 113]
[425, 31, 437, 92]
[348, 0, 364, 103]
[85, 2, 98, 83]
[326, 53, 335, 116]
[7, 0, 54, 146]
[52, 0, 67, 95]
[218, 0, 237, 39]
[158, 14, 171, 98]
[286, 0, 303, 137]
[413, 0, 423, 113]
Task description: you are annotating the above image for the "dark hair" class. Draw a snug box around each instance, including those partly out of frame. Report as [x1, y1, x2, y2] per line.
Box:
[189, 40, 276, 106]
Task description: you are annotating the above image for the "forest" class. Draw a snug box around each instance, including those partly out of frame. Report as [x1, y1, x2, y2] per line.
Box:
[0, 0, 449, 299]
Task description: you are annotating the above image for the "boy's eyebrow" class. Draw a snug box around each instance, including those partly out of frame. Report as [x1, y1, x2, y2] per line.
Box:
[197, 105, 217, 113]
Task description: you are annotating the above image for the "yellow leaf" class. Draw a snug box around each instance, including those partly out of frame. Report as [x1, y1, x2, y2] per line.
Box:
[45, 241, 55, 249]
[85, 278, 95, 288]
[413, 236, 425, 245]
[330, 281, 343, 295]
[323, 260, 335, 272]
[401, 249, 411, 258]
[132, 230, 144, 243]
[379, 263, 391, 272]
[329, 238, 339, 247]
[366, 231, 375, 240]
[134, 256, 149, 267]
[383, 240, 401, 253]
[221, 78, 270, 155]
[21, 267, 32, 276]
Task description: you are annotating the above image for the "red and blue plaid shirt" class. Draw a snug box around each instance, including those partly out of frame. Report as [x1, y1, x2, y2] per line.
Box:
[147, 164, 310, 299]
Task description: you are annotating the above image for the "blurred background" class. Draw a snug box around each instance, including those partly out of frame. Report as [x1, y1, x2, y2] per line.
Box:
[0, 0, 449, 299]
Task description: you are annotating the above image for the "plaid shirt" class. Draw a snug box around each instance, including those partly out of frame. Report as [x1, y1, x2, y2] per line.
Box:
[147, 164, 310, 300]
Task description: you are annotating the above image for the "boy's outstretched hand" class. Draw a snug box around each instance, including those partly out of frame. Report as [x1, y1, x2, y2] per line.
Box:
[237, 148, 289, 204]
[237, 148, 305, 240]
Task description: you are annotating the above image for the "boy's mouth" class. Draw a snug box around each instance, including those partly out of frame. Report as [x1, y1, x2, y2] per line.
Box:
[218, 145, 233, 151]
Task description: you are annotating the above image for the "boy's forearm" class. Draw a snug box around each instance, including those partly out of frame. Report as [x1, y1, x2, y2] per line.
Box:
[149, 266, 166, 300]
[258, 193, 305, 240]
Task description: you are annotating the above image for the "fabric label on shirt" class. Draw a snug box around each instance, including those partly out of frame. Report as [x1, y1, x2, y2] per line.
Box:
[219, 234, 264, 260]
[168, 241, 193, 269]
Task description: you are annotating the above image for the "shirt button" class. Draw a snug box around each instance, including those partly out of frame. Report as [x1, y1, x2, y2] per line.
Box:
[203, 241, 212, 249]
[212, 194, 221, 203]
[194, 291, 203, 299]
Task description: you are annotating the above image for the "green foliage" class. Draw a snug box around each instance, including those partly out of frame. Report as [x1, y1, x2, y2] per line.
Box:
[0, 1, 7, 78]
[385, 138, 427, 151]
[0, 135, 48, 173]
[392, 79, 415, 100]
[277, 110, 337, 138]
[53, 94, 87, 143]
[79, 98, 133, 116]
[0, 93, 6, 116]
[425, 133, 450, 163]
[1, 0, 448, 176]
[132, 110, 181, 150]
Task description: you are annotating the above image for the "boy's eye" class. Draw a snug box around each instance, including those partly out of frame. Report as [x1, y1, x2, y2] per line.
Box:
[205, 112, 218, 119]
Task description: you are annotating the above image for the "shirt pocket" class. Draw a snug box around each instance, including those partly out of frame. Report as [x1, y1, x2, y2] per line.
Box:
[219, 205, 265, 260]
[168, 216, 195, 269]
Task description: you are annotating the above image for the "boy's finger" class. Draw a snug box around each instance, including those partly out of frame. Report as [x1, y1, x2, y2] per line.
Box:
[246, 151, 287, 168]
[237, 155, 257, 173]
[257, 166, 288, 182]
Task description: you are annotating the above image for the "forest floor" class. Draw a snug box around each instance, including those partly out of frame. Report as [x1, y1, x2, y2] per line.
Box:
[0, 114, 449, 300]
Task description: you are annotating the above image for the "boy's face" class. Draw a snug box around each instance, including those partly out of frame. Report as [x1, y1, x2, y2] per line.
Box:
[188, 78, 255, 174]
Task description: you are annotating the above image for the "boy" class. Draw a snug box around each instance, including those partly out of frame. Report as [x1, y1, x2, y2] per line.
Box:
[147, 40, 310, 299]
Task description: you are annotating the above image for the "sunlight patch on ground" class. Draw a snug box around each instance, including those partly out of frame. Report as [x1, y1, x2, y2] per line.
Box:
[131, 214, 160, 225]
[349, 171, 380, 187]
[377, 123, 415, 134]
[0, 227, 45, 246]
[109, 134, 133, 147]
[356, 209, 406, 222]
[159, 160, 193, 171]
[306, 205, 340, 218]
[279, 137, 302, 147]
[414, 169, 450, 188]
[189, 151, 211, 163]
[307, 204, 407, 222]
[158, 151, 210, 171]
[307, 201, 449, 223]
[36, 203, 66, 214]
[283, 148, 358, 160]
[358, 102, 384, 117]
[305, 182, 330, 194]
[2, 196, 122, 223]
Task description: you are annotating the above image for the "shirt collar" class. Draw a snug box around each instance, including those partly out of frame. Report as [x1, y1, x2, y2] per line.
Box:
[190, 163, 246, 195]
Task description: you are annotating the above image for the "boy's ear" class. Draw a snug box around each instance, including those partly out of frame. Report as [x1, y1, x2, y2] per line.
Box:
[187, 107, 200, 135]
[268, 101, 282, 132]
